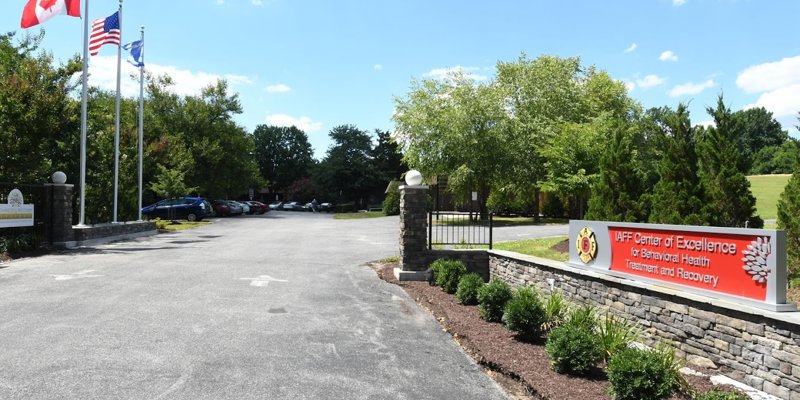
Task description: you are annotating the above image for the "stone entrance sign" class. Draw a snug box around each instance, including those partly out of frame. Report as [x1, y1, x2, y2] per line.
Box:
[0, 189, 34, 228]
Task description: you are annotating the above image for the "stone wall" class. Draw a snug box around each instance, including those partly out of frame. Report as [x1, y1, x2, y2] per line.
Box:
[425, 249, 489, 281]
[73, 221, 156, 246]
[489, 250, 800, 399]
[399, 185, 429, 272]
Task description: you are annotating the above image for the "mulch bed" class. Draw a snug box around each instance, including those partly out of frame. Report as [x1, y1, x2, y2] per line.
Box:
[373, 261, 731, 400]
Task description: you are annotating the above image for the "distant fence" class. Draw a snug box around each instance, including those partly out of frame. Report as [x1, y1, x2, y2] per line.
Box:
[0, 182, 46, 247]
[428, 211, 493, 250]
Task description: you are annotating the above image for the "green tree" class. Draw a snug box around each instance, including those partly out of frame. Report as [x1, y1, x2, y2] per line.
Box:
[0, 32, 81, 184]
[732, 107, 788, 173]
[315, 125, 376, 207]
[371, 129, 406, 183]
[150, 164, 197, 199]
[777, 115, 800, 279]
[585, 121, 648, 222]
[252, 125, 315, 191]
[697, 96, 762, 228]
[393, 72, 509, 216]
[649, 104, 708, 225]
[750, 140, 799, 175]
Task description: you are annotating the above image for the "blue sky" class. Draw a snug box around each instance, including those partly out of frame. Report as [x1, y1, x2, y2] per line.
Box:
[3, 0, 800, 159]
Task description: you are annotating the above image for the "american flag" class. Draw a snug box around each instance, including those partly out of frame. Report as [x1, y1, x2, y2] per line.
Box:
[89, 11, 120, 56]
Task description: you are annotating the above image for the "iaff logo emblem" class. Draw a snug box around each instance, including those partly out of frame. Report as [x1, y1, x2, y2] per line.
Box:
[576, 227, 598, 264]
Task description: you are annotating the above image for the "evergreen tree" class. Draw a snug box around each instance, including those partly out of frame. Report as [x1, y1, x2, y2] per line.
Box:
[697, 96, 762, 228]
[777, 115, 800, 280]
[649, 104, 708, 225]
[585, 121, 648, 222]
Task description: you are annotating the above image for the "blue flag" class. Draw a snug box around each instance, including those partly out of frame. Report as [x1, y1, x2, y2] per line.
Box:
[122, 40, 144, 67]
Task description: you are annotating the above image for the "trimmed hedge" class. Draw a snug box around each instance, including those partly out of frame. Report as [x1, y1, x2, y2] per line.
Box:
[456, 273, 484, 305]
[429, 259, 467, 294]
[607, 347, 679, 400]
[545, 322, 602, 375]
[503, 287, 546, 339]
[477, 279, 513, 322]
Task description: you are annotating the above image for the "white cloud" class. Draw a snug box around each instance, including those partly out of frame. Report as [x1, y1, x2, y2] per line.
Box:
[673, 0, 687, 6]
[696, 120, 716, 128]
[373, 64, 383, 71]
[88, 56, 251, 97]
[736, 55, 800, 93]
[252, 0, 263, 5]
[623, 81, 636, 92]
[636, 74, 666, 88]
[659, 50, 679, 62]
[265, 84, 291, 93]
[265, 114, 323, 132]
[668, 79, 716, 97]
[216, 0, 225, 5]
[744, 85, 800, 118]
[424, 65, 488, 81]
[624, 43, 637, 53]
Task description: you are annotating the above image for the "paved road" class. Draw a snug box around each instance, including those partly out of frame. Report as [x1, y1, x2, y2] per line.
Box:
[0, 212, 507, 399]
[493, 223, 569, 243]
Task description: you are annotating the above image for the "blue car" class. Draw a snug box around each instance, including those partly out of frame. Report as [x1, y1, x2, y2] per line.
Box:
[142, 197, 210, 221]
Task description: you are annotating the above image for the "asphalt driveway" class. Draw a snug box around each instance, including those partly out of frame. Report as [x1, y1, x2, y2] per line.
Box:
[0, 212, 508, 399]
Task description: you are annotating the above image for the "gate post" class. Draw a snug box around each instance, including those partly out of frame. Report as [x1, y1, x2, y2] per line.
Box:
[45, 180, 75, 248]
[396, 182, 430, 281]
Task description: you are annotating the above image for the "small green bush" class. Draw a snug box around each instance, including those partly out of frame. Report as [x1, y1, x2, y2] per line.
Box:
[503, 287, 546, 339]
[430, 259, 467, 294]
[597, 312, 641, 363]
[383, 184, 400, 216]
[607, 347, 680, 400]
[694, 388, 749, 400]
[153, 218, 169, 230]
[456, 273, 484, 305]
[477, 279, 513, 322]
[566, 304, 597, 331]
[543, 291, 569, 331]
[545, 322, 602, 375]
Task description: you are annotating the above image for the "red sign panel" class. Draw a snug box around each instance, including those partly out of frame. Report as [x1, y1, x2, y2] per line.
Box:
[608, 227, 769, 301]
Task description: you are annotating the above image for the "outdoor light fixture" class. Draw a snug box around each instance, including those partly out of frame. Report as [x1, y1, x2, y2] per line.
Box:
[52, 171, 67, 184]
[405, 169, 423, 186]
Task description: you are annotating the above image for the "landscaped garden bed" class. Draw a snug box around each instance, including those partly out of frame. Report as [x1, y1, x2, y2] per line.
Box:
[373, 259, 747, 400]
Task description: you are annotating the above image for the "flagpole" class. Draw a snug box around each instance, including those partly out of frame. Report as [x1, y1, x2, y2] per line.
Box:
[137, 26, 145, 222]
[78, 0, 90, 227]
[112, 0, 123, 223]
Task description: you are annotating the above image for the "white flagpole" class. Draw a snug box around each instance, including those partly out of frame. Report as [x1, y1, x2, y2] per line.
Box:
[78, 0, 90, 227]
[137, 26, 145, 222]
[112, 0, 123, 223]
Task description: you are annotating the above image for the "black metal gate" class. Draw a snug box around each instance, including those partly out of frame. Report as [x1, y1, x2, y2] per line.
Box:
[428, 211, 493, 249]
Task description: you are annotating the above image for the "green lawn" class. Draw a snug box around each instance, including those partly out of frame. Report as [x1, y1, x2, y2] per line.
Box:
[333, 211, 386, 220]
[431, 216, 567, 227]
[747, 174, 790, 220]
[160, 221, 211, 231]
[494, 236, 569, 261]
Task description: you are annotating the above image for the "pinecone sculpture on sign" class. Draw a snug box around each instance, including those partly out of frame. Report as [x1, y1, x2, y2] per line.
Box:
[742, 237, 771, 283]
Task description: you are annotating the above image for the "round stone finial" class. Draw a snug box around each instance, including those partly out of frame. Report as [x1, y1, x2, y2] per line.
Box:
[405, 170, 423, 186]
[52, 171, 67, 184]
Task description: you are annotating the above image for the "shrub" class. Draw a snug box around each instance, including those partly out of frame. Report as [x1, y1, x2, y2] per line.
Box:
[477, 279, 513, 322]
[430, 259, 467, 294]
[542, 194, 565, 218]
[383, 183, 400, 216]
[153, 218, 169, 230]
[694, 388, 749, 400]
[456, 273, 484, 305]
[503, 287, 546, 339]
[545, 322, 602, 375]
[597, 312, 641, 363]
[565, 304, 597, 331]
[607, 346, 681, 400]
[334, 202, 357, 213]
[542, 291, 569, 331]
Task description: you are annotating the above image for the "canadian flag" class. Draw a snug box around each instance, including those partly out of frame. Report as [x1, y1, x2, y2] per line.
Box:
[21, 0, 81, 29]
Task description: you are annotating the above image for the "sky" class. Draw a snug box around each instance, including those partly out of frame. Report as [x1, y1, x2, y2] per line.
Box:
[3, 0, 800, 160]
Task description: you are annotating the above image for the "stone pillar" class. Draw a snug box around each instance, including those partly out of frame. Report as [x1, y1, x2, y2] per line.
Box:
[45, 183, 75, 248]
[395, 185, 430, 281]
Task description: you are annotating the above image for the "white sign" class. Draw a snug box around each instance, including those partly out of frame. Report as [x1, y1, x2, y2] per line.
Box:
[0, 189, 34, 228]
[471, 192, 478, 201]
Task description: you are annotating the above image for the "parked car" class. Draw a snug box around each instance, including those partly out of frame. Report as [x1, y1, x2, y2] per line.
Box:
[142, 197, 210, 221]
[224, 200, 244, 216]
[246, 201, 268, 214]
[229, 200, 250, 214]
[269, 201, 283, 210]
[283, 201, 305, 211]
[202, 199, 216, 217]
[211, 199, 233, 217]
[319, 202, 334, 213]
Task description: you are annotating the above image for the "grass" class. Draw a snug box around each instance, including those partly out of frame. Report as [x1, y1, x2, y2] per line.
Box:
[494, 236, 569, 261]
[431, 216, 568, 227]
[333, 211, 386, 220]
[161, 221, 211, 231]
[747, 174, 790, 221]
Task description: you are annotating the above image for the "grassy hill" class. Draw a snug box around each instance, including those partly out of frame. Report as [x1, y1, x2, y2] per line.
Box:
[747, 174, 791, 221]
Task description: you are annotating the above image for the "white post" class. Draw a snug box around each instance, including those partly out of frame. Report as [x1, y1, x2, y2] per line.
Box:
[78, 0, 90, 226]
[112, 0, 123, 223]
[137, 26, 145, 222]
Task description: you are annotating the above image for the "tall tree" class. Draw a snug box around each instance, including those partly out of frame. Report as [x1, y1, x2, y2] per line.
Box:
[371, 129, 406, 183]
[315, 125, 375, 207]
[697, 96, 762, 228]
[777, 114, 800, 279]
[252, 125, 315, 191]
[585, 122, 648, 222]
[649, 104, 708, 225]
[393, 72, 509, 216]
[732, 107, 788, 173]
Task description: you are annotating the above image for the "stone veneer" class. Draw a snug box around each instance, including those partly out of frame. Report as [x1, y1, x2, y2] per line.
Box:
[489, 250, 800, 399]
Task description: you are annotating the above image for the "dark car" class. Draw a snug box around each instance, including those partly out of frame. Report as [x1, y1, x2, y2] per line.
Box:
[319, 202, 334, 212]
[142, 197, 210, 221]
[211, 199, 234, 217]
[246, 201, 268, 214]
